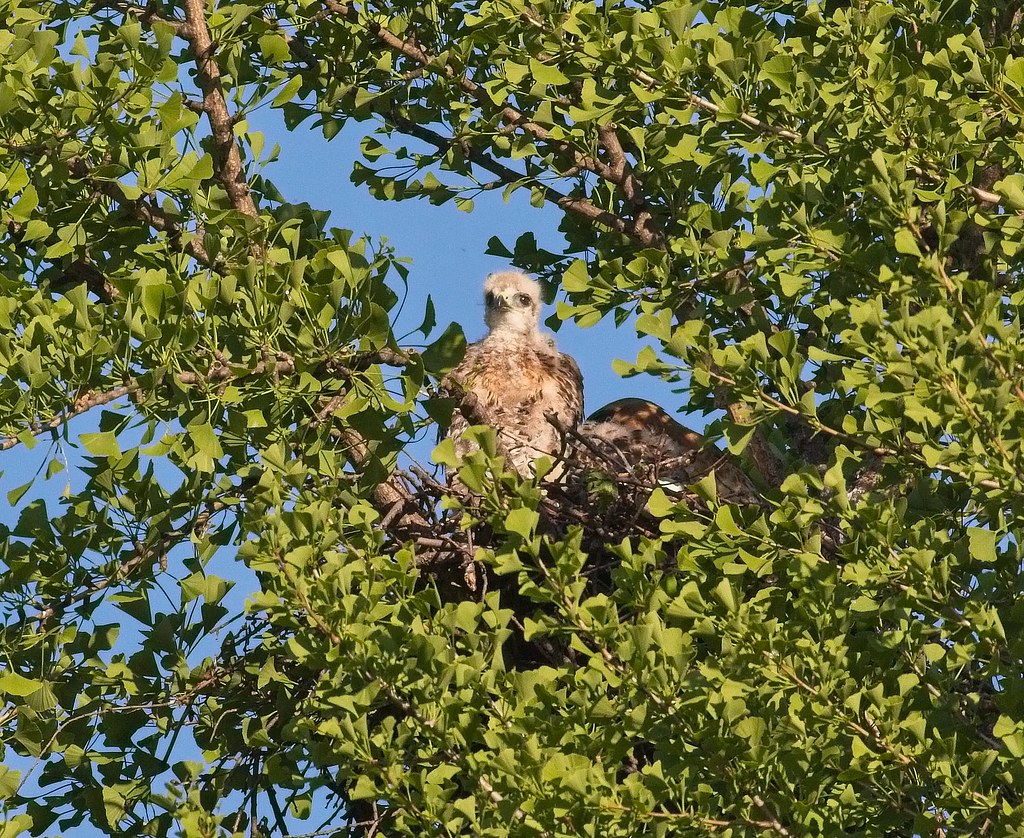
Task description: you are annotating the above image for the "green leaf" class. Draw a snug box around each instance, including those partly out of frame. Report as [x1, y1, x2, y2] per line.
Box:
[20, 218, 52, 241]
[0, 814, 33, 838]
[894, 228, 921, 257]
[561, 260, 590, 293]
[995, 174, 1024, 211]
[272, 74, 303, 107]
[259, 31, 290, 63]
[187, 421, 224, 460]
[8, 185, 37, 222]
[350, 774, 378, 800]
[646, 487, 674, 517]
[69, 32, 90, 58]
[529, 58, 570, 86]
[6, 479, 33, 506]
[0, 672, 42, 697]
[967, 528, 997, 563]
[422, 322, 466, 372]
[417, 295, 437, 337]
[850, 596, 878, 613]
[1004, 56, 1024, 91]
[26, 681, 57, 712]
[504, 507, 538, 538]
[0, 765, 21, 800]
[993, 715, 1017, 738]
[714, 579, 738, 613]
[432, 437, 458, 468]
[81, 432, 122, 458]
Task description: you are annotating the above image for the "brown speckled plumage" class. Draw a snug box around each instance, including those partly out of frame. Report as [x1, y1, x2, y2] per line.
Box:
[579, 398, 761, 505]
[446, 271, 584, 478]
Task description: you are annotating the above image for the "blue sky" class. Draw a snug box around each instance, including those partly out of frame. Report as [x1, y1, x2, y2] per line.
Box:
[2, 96, 694, 633]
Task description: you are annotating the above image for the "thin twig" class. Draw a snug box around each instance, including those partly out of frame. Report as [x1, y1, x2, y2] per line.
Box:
[324, 2, 665, 246]
[519, 7, 1005, 209]
[388, 110, 656, 245]
[0, 385, 136, 451]
[67, 156, 213, 267]
[750, 795, 793, 837]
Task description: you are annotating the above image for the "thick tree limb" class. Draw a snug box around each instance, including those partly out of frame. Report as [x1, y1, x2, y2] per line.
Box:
[175, 349, 296, 386]
[182, 0, 258, 218]
[0, 348, 412, 454]
[173, 2, 432, 522]
[48, 259, 119, 303]
[596, 122, 663, 246]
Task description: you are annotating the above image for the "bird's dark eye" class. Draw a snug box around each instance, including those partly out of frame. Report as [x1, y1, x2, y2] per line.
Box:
[515, 293, 531, 306]
[485, 291, 496, 306]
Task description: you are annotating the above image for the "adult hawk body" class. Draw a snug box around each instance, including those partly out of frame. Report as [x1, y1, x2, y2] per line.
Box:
[446, 271, 584, 478]
[579, 398, 762, 506]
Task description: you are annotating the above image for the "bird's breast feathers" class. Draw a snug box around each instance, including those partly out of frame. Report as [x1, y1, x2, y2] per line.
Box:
[459, 342, 582, 422]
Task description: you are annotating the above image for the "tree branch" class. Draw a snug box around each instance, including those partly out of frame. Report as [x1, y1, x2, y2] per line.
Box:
[518, 9, 1005, 210]
[323, 1, 664, 247]
[175, 2, 429, 522]
[35, 537, 165, 625]
[0, 349, 412, 454]
[596, 122, 663, 246]
[720, 399, 786, 489]
[47, 259, 119, 304]
[386, 111, 656, 244]
[182, 0, 258, 218]
[749, 795, 793, 838]
[67, 155, 213, 268]
[0, 385, 136, 452]
[706, 366, 1008, 492]
[92, 0, 187, 33]
[175, 348, 296, 386]
[985, 0, 1024, 46]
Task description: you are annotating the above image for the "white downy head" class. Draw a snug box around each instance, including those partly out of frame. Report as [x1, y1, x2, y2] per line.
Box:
[482, 271, 543, 338]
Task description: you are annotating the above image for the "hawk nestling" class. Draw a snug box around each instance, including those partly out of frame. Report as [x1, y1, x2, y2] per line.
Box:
[446, 271, 584, 478]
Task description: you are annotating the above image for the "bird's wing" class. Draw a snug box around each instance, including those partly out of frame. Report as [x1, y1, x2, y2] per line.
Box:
[443, 341, 485, 442]
[552, 350, 585, 426]
[583, 398, 761, 504]
[587, 398, 702, 450]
